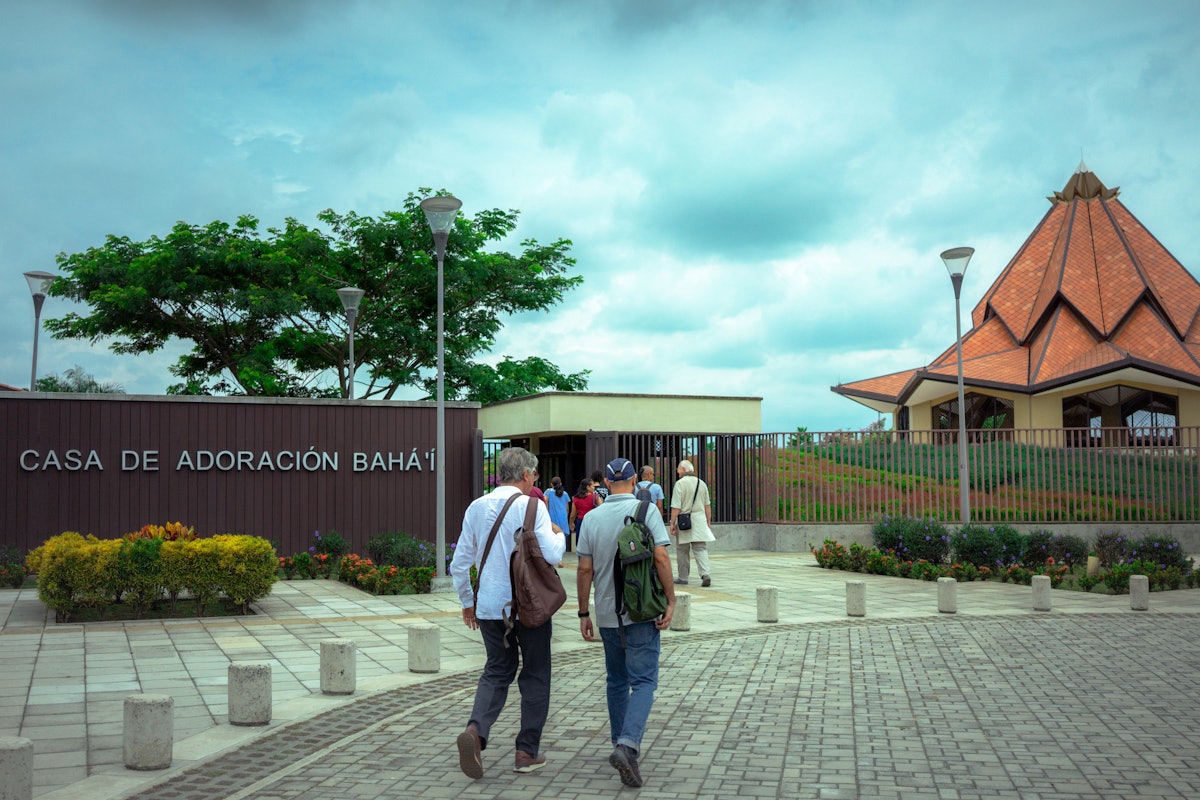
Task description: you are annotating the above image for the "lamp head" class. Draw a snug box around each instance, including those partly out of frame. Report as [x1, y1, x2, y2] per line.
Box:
[420, 195, 462, 235]
[336, 287, 366, 313]
[940, 247, 974, 278]
[24, 270, 57, 298]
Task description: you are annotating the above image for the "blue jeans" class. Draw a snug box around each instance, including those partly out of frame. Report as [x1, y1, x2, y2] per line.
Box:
[599, 621, 661, 753]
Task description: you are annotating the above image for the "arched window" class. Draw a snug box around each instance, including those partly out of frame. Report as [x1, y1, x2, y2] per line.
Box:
[1062, 386, 1177, 445]
[933, 393, 1014, 431]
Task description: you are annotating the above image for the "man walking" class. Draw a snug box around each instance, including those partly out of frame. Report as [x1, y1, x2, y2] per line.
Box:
[669, 459, 715, 587]
[576, 457, 675, 787]
[450, 447, 566, 779]
[634, 465, 665, 518]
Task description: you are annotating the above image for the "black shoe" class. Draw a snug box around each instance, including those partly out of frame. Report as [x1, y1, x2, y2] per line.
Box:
[673, 578, 688, 585]
[701, 575, 711, 587]
[609, 744, 644, 787]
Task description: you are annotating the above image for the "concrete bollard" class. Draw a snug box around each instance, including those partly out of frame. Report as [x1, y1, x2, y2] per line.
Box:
[1130, 575, 1150, 611]
[0, 737, 34, 800]
[408, 624, 441, 674]
[937, 577, 957, 614]
[320, 639, 357, 695]
[670, 592, 691, 631]
[757, 585, 778, 623]
[123, 694, 173, 770]
[228, 662, 272, 726]
[1032, 575, 1052, 611]
[846, 581, 866, 617]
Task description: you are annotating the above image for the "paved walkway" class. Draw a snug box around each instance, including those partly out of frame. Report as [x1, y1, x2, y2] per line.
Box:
[2, 552, 1199, 799]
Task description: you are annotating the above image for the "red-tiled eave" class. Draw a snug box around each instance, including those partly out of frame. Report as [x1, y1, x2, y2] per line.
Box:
[831, 368, 920, 405]
[833, 164, 1200, 411]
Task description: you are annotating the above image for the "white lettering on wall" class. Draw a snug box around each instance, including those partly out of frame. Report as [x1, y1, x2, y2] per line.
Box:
[19, 449, 104, 471]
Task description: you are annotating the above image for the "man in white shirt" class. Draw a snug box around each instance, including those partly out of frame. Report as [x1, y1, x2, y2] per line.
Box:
[450, 447, 566, 779]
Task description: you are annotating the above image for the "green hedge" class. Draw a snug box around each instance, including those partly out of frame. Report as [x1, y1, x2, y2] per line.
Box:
[27, 532, 277, 621]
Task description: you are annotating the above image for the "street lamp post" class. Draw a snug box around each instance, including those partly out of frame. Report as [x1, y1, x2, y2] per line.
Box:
[941, 247, 975, 526]
[24, 271, 57, 392]
[421, 195, 462, 592]
[336, 287, 366, 399]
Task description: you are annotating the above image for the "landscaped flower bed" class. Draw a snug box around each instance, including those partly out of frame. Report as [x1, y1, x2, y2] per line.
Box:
[277, 530, 438, 595]
[25, 524, 277, 621]
[812, 517, 1198, 593]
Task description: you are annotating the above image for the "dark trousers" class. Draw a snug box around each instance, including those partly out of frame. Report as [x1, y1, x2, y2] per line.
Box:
[468, 617, 553, 756]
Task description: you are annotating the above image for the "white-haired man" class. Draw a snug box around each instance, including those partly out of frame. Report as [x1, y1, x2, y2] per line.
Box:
[451, 446, 566, 778]
[669, 459, 714, 587]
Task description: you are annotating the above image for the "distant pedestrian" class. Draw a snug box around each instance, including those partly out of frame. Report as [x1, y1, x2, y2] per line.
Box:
[576, 457, 675, 788]
[591, 469, 610, 502]
[450, 447, 566, 779]
[634, 465, 665, 517]
[567, 477, 601, 551]
[669, 459, 714, 587]
[545, 476, 570, 533]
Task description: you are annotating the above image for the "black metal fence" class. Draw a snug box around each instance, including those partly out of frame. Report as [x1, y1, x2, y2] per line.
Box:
[486, 426, 1200, 525]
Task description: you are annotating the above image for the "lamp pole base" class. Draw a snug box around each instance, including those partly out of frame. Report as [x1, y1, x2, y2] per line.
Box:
[430, 575, 455, 594]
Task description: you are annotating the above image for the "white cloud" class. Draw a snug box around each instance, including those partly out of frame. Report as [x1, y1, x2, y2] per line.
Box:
[4, 0, 1200, 433]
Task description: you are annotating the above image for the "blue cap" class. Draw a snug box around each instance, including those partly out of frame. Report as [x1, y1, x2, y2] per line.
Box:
[605, 458, 637, 482]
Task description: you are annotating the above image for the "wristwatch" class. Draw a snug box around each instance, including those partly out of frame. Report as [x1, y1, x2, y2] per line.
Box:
[577, 610, 590, 618]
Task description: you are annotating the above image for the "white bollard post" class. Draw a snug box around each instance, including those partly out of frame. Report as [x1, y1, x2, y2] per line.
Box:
[937, 577, 957, 614]
[228, 662, 272, 726]
[408, 624, 441, 674]
[320, 639, 357, 695]
[757, 585, 778, 623]
[846, 581, 866, 617]
[123, 694, 173, 770]
[0, 737, 33, 800]
[1130, 575, 1150, 611]
[670, 592, 691, 631]
[1032, 575, 1052, 611]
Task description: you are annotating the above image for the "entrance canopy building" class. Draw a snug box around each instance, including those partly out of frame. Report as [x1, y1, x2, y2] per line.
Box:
[833, 163, 1200, 440]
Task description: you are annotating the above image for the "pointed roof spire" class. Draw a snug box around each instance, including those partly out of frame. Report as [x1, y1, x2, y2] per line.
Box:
[1049, 162, 1119, 203]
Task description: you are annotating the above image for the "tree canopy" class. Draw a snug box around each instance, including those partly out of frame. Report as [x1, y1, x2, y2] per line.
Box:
[36, 365, 125, 394]
[46, 191, 587, 401]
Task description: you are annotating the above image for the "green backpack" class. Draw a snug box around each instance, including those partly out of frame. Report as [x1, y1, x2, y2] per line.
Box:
[614, 500, 668, 623]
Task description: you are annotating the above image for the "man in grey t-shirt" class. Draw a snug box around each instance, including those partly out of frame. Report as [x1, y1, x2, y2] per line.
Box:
[576, 457, 675, 788]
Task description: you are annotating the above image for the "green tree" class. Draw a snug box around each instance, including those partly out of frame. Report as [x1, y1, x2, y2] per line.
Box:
[45, 191, 586, 400]
[36, 365, 125, 394]
[455, 356, 590, 405]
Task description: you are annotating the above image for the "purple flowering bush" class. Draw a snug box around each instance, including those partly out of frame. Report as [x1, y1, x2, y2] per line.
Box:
[871, 516, 951, 563]
[366, 531, 434, 569]
[952, 523, 1024, 569]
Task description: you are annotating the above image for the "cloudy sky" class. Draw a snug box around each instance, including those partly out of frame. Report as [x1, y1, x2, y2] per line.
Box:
[3, 0, 1199, 432]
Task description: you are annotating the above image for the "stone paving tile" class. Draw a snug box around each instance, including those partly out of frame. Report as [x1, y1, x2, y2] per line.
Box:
[5, 555, 1200, 799]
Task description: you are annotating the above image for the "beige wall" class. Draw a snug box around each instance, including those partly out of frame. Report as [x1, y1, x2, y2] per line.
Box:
[907, 381, 1200, 434]
[479, 392, 761, 439]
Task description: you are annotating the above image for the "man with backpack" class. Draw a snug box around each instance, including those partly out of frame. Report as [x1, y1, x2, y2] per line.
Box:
[634, 465, 665, 518]
[576, 457, 675, 788]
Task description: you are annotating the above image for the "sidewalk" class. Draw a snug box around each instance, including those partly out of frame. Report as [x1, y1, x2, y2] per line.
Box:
[2, 552, 1199, 799]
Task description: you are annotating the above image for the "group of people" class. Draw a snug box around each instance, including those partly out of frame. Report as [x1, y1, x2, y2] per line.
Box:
[447, 449, 714, 787]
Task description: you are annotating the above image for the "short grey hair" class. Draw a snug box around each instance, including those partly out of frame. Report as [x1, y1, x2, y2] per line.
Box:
[497, 447, 538, 484]
[678, 459, 695, 474]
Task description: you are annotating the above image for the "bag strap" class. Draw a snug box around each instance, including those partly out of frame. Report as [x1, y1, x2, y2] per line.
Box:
[688, 478, 700, 512]
[614, 499, 655, 647]
[502, 496, 542, 641]
[473, 492, 522, 609]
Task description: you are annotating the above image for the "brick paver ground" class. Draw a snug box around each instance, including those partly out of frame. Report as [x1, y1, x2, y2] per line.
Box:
[3, 552, 1199, 799]
[130, 616, 1200, 800]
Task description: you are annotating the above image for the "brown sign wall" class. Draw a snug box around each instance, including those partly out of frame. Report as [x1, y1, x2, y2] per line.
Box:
[1, 394, 479, 557]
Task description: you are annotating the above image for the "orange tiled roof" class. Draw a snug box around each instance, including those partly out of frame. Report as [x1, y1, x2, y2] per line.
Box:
[833, 162, 1200, 410]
